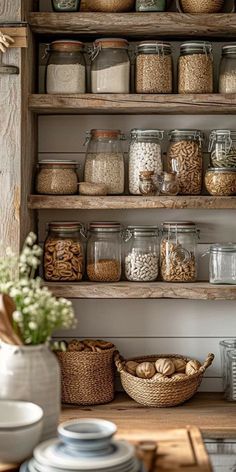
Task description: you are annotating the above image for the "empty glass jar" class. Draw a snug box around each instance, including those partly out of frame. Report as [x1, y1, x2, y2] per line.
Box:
[209, 244, 236, 284]
[219, 45, 236, 93]
[124, 226, 159, 282]
[178, 42, 213, 94]
[159, 172, 179, 196]
[209, 130, 236, 168]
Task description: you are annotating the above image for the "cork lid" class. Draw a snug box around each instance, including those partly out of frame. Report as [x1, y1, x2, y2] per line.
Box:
[90, 129, 122, 139]
[49, 40, 85, 52]
[94, 38, 129, 49]
[48, 222, 82, 232]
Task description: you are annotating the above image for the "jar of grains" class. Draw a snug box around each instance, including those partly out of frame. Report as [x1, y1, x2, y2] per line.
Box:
[205, 168, 236, 196]
[178, 41, 213, 94]
[129, 129, 164, 195]
[87, 222, 122, 282]
[209, 130, 236, 168]
[44, 222, 85, 282]
[136, 0, 166, 11]
[135, 41, 173, 94]
[84, 129, 125, 195]
[161, 222, 199, 283]
[124, 226, 159, 282]
[209, 244, 236, 285]
[46, 40, 86, 94]
[178, 0, 224, 13]
[36, 160, 78, 195]
[219, 45, 236, 93]
[90, 38, 130, 93]
[167, 129, 203, 195]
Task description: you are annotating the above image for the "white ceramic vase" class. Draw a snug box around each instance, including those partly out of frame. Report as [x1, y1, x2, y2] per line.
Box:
[0, 342, 61, 440]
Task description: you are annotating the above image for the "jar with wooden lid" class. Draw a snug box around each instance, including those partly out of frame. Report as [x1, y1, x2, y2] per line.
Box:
[136, 0, 166, 11]
[36, 160, 78, 195]
[44, 222, 85, 282]
[209, 130, 236, 168]
[124, 226, 159, 282]
[90, 38, 130, 93]
[84, 129, 125, 195]
[136, 42, 173, 94]
[86, 0, 135, 11]
[177, 0, 224, 13]
[46, 40, 86, 94]
[51, 0, 81, 11]
[139, 171, 157, 196]
[219, 45, 236, 93]
[205, 168, 236, 196]
[178, 42, 213, 94]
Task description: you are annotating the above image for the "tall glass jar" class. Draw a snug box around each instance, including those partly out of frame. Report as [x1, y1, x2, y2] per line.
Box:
[84, 129, 125, 195]
[220, 339, 236, 401]
[136, 0, 166, 11]
[91, 38, 130, 93]
[44, 222, 85, 282]
[136, 41, 173, 94]
[209, 130, 236, 168]
[36, 160, 78, 195]
[160, 222, 199, 282]
[178, 42, 213, 94]
[129, 129, 164, 195]
[124, 226, 159, 282]
[219, 45, 236, 93]
[167, 130, 203, 195]
[87, 222, 122, 282]
[209, 244, 236, 284]
[46, 40, 86, 94]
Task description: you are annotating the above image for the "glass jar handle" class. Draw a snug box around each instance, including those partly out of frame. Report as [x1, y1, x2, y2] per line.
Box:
[123, 229, 132, 242]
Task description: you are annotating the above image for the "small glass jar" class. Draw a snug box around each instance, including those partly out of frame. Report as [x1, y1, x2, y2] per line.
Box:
[160, 222, 199, 283]
[178, 42, 213, 94]
[129, 129, 164, 195]
[46, 40, 86, 94]
[91, 38, 130, 93]
[205, 168, 236, 196]
[209, 244, 236, 285]
[87, 222, 122, 282]
[167, 130, 203, 195]
[36, 160, 78, 195]
[51, 0, 80, 11]
[219, 45, 236, 93]
[209, 130, 236, 168]
[136, 0, 166, 11]
[124, 226, 159, 282]
[44, 222, 85, 282]
[220, 339, 236, 400]
[139, 171, 157, 196]
[136, 41, 173, 94]
[159, 172, 179, 196]
[84, 129, 125, 195]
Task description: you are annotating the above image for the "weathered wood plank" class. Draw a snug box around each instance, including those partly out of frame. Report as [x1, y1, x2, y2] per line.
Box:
[0, 27, 27, 48]
[0, 1, 21, 22]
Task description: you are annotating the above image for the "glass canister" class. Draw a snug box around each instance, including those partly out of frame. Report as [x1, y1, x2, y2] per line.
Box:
[36, 160, 78, 195]
[44, 222, 85, 282]
[84, 129, 125, 195]
[160, 222, 199, 282]
[220, 340, 236, 401]
[87, 222, 122, 282]
[209, 244, 236, 284]
[219, 45, 236, 93]
[167, 130, 203, 195]
[139, 171, 157, 196]
[129, 129, 164, 195]
[51, 0, 81, 11]
[46, 40, 86, 94]
[159, 172, 179, 196]
[209, 130, 236, 168]
[90, 38, 130, 93]
[205, 168, 236, 196]
[178, 42, 213, 94]
[136, 0, 166, 11]
[135, 41, 173, 94]
[124, 226, 159, 282]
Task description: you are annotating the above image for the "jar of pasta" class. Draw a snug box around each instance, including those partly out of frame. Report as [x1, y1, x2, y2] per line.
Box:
[209, 130, 236, 168]
[178, 41, 213, 94]
[205, 168, 236, 196]
[36, 160, 78, 195]
[135, 41, 173, 94]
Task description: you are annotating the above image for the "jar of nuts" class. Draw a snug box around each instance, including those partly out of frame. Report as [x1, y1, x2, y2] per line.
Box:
[135, 41, 173, 94]
[36, 160, 79, 195]
[124, 226, 159, 282]
[167, 130, 204, 195]
[209, 130, 236, 168]
[178, 42, 213, 94]
[205, 168, 236, 196]
[161, 222, 199, 283]
[44, 222, 85, 282]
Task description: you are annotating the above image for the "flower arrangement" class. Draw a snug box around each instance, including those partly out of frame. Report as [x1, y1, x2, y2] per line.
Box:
[0, 233, 75, 345]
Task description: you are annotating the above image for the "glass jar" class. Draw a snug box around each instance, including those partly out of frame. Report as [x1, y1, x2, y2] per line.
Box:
[124, 226, 159, 282]
[160, 222, 199, 282]
[36, 160, 78, 195]
[179, 0, 224, 13]
[46, 40, 86, 94]
[136, 0, 166, 11]
[220, 339, 236, 400]
[135, 41, 173, 94]
[44, 222, 85, 282]
[129, 129, 164, 195]
[209, 244, 236, 285]
[209, 130, 236, 168]
[205, 168, 236, 196]
[178, 42, 213, 94]
[84, 129, 125, 195]
[91, 38, 130, 93]
[51, 0, 80, 11]
[139, 171, 157, 196]
[159, 172, 179, 196]
[87, 222, 122, 282]
[167, 130, 203, 195]
[219, 45, 236, 93]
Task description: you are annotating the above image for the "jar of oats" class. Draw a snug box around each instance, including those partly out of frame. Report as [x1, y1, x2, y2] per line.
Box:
[161, 222, 199, 283]
[136, 41, 173, 94]
[205, 168, 236, 196]
[167, 130, 203, 195]
[219, 45, 236, 94]
[36, 160, 78, 195]
[178, 42, 213, 94]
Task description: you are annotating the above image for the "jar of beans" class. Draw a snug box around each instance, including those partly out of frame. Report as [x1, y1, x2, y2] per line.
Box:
[124, 226, 159, 282]
[219, 45, 236, 94]
[44, 222, 85, 282]
[36, 160, 79, 195]
[135, 41, 173, 94]
[209, 130, 236, 168]
[178, 42, 213, 94]
[167, 130, 204, 195]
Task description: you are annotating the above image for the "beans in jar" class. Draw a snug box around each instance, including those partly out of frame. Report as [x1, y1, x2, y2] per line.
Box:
[178, 42, 213, 94]
[36, 161, 78, 195]
[205, 168, 236, 196]
[136, 42, 173, 94]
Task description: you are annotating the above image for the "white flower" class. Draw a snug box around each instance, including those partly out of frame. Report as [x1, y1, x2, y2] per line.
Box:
[25, 233, 37, 246]
[28, 321, 37, 330]
[13, 311, 23, 322]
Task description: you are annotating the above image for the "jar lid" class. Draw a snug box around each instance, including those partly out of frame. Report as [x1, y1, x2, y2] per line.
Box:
[48, 222, 82, 232]
[49, 40, 85, 52]
[222, 44, 236, 55]
[180, 41, 212, 54]
[39, 160, 77, 166]
[163, 172, 176, 182]
[90, 129, 122, 139]
[94, 38, 129, 49]
[137, 41, 171, 54]
[168, 129, 204, 140]
[209, 129, 236, 138]
[162, 221, 196, 232]
[210, 243, 236, 253]
[131, 129, 164, 140]
[89, 222, 122, 232]
[127, 225, 159, 234]
[207, 167, 236, 173]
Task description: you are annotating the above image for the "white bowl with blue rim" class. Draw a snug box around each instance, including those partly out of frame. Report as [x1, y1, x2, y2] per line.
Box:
[58, 419, 117, 453]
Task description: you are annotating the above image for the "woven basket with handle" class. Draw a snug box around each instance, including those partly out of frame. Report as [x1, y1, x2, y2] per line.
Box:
[177, 0, 225, 13]
[84, 0, 135, 12]
[115, 353, 214, 407]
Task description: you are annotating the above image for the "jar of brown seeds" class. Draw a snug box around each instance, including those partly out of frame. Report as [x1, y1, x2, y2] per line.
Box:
[36, 160, 78, 195]
[178, 42, 213, 94]
[135, 41, 173, 94]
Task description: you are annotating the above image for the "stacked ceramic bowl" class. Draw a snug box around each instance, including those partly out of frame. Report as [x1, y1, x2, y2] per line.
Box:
[21, 419, 141, 472]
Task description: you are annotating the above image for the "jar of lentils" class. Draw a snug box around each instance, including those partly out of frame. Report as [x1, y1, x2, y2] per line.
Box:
[219, 45, 236, 93]
[178, 41, 213, 94]
[129, 129, 164, 195]
[209, 130, 236, 168]
[36, 160, 78, 195]
[136, 41, 173, 94]
[167, 130, 203, 195]
[136, 0, 166, 11]
[124, 226, 159, 282]
[161, 222, 199, 283]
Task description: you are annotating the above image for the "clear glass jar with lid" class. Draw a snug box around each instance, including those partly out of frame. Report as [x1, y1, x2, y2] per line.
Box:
[160, 222, 199, 282]
[209, 244, 236, 285]
[84, 129, 125, 195]
[124, 226, 159, 282]
[219, 45, 236, 93]
[220, 339, 236, 401]
[178, 41, 213, 94]
[46, 40, 86, 94]
[205, 168, 236, 196]
[90, 38, 130, 93]
[87, 222, 122, 282]
[36, 160, 78, 195]
[159, 172, 179, 196]
[209, 130, 236, 168]
[135, 41, 173, 94]
[44, 222, 85, 282]
[129, 129, 164, 195]
[136, 0, 166, 11]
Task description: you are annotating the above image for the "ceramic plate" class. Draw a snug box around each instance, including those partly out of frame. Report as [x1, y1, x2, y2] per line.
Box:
[31, 457, 140, 472]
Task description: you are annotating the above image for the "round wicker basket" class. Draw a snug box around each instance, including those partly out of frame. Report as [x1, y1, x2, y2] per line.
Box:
[116, 353, 214, 408]
[85, 0, 135, 12]
[177, 0, 224, 13]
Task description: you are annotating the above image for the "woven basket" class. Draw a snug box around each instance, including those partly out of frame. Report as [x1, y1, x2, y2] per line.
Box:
[115, 353, 214, 407]
[177, 0, 224, 13]
[85, 0, 135, 12]
[57, 347, 117, 405]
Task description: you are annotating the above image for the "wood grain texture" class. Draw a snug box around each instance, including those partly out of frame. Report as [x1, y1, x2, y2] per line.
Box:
[0, 0, 21, 21]
[0, 27, 28, 48]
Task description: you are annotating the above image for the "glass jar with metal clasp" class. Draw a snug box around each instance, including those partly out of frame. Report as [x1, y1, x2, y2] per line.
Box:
[178, 41, 213, 94]
[124, 226, 159, 282]
[209, 244, 236, 284]
[209, 130, 236, 168]
[135, 41, 173, 94]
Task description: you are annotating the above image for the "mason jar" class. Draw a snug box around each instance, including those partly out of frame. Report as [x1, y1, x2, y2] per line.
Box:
[178, 41, 213, 94]
[84, 129, 125, 195]
[135, 41, 173, 94]
[136, 0, 166, 11]
[124, 226, 159, 282]
[209, 130, 236, 168]
[44, 222, 85, 282]
[219, 45, 236, 93]
[160, 222, 199, 282]
[220, 339, 236, 399]
[87, 222, 122, 282]
[205, 168, 236, 196]
[51, 0, 81, 11]
[209, 244, 236, 284]
[36, 160, 78, 195]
